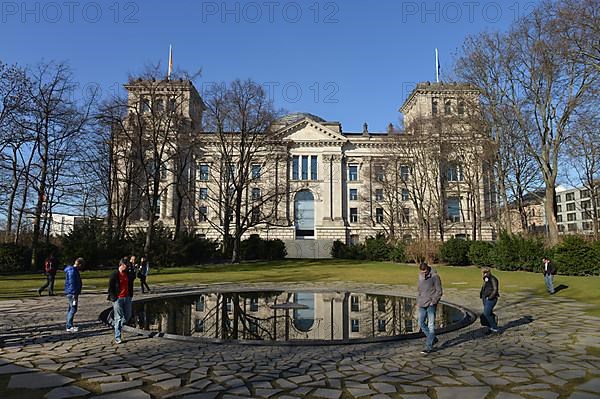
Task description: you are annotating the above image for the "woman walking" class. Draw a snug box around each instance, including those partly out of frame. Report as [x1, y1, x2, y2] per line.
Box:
[138, 256, 151, 293]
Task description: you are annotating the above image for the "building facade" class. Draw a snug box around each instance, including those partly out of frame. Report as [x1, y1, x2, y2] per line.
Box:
[112, 80, 497, 257]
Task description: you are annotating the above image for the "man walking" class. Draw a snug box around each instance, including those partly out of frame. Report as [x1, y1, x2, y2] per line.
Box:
[38, 254, 58, 296]
[108, 258, 136, 344]
[480, 267, 500, 333]
[64, 258, 84, 332]
[542, 258, 557, 294]
[417, 262, 443, 354]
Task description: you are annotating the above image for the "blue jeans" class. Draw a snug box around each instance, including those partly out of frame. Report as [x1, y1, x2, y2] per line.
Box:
[113, 297, 132, 341]
[544, 274, 555, 293]
[482, 297, 498, 330]
[66, 294, 78, 329]
[418, 305, 437, 349]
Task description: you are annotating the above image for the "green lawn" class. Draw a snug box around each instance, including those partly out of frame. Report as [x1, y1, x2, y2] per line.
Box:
[3, 260, 599, 316]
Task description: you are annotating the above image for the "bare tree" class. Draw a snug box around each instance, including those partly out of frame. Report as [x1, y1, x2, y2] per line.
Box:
[503, 0, 598, 244]
[565, 111, 600, 236]
[8, 62, 94, 269]
[199, 79, 282, 263]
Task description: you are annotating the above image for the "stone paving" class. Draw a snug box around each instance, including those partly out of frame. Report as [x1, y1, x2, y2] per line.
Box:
[1, 282, 599, 399]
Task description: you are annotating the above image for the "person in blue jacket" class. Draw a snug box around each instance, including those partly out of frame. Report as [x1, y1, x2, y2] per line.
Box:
[64, 258, 84, 332]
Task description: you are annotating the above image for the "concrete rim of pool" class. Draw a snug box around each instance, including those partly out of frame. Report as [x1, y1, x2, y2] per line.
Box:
[99, 287, 477, 346]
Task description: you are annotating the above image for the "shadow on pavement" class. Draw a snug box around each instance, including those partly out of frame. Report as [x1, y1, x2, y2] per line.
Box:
[438, 315, 534, 350]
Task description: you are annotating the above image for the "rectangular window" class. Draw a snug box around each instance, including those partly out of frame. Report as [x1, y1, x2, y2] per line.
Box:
[402, 189, 410, 201]
[199, 206, 208, 222]
[402, 207, 410, 224]
[567, 213, 576, 221]
[582, 221, 592, 230]
[154, 195, 161, 219]
[349, 164, 358, 181]
[400, 165, 410, 180]
[301, 155, 309, 180]
[249, 320, 258, 334]
[252, 207, 260, 224]
[199, 164, 209, 181]
[432, 99, 438, 115]
[351, 296, 359, 312]
[566, 203, 576, 211]
[351, 319, 359, 333]
[375, 189, 384, 201]
[405, 319, 413, 332]
[557, 204, 562, 213]
[349, 188, 358, 201]
[378, 319, 386, 332]
[557, 214, 563, 222]
[226, 297, 232, 312]
[581, 200, 591, 210]
[581, 189, 590, 198]
[377, 297, 386, 312]
[555, 195, 561, 203]
[199, 188, 208, 200]
[566, 192, 575, 201]
[196, 296, 205, 311]
[292, 156, 299, 180]
[582, 211, 591, 220]
[447, 163, 464, 182]
[160, 163, 168, 180]
[195, 319, 204, 333]
[252, 164, 261, 180]
[350, 208, 358, 223]
[311, 156, 318, 180]
[249, 297, 259, 312]
[251, 188, 261, 201]
[374, 165, 384, 181]
[447, 197, 460, 222]
[567, 223, 577, 232]
[376, 208, 384, 223]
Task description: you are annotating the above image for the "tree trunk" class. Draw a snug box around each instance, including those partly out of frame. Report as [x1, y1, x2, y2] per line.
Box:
[544, 185, 559, 244]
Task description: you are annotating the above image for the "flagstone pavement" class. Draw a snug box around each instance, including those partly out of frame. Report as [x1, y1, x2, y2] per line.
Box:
[0, 281, 599, 399]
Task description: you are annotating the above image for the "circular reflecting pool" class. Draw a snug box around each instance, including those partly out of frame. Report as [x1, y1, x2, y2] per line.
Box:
[101, 290, 474, 345]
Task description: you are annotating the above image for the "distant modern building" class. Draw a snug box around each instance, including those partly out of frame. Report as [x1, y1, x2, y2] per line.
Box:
[47, 213, 97, 237]
[112, 79, 497, 257]
[511, 185, 600, 235]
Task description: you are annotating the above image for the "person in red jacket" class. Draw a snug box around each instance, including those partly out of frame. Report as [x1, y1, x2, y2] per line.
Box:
[38, 254, 58, 296]
[107, 258, 135, 344]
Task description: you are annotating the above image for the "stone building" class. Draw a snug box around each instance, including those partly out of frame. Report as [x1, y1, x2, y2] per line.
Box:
[112, 80, 497, 257]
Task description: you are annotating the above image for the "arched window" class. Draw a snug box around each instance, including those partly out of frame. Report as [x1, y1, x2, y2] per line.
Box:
[432, 100, 438, 115]
[295, 190, 315, 238]
[293, 293, 315, 332]
[458, 101, 465, 115]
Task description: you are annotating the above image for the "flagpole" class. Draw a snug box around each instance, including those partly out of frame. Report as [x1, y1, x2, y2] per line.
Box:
[168, 44, 173, 81]
[435, 48, 439, 83]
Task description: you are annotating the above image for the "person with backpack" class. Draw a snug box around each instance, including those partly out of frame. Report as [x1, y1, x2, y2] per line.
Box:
[64, 258, 84, 332]
[108, 258, 136, 344]
[480, 267, 500, 333]
[38, 254, 58, 296]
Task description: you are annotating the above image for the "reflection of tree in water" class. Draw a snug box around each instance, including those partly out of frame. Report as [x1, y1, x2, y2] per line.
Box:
[134, 291, 465, 341]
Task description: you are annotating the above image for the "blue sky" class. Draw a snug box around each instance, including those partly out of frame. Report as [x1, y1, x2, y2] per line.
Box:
[1, 0, 539, 132]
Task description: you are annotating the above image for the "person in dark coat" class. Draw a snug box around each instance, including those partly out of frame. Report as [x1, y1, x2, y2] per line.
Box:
[417, 262, 443, 354]
[38, 254, 58, 296]
[108, 258, 136, 344]
[542, 258, 557, 294]
[64, 258, 84, 332]
[480, 267, 500, 333]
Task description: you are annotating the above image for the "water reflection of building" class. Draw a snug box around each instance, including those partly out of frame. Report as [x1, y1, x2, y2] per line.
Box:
[134, 292, 460, 342]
